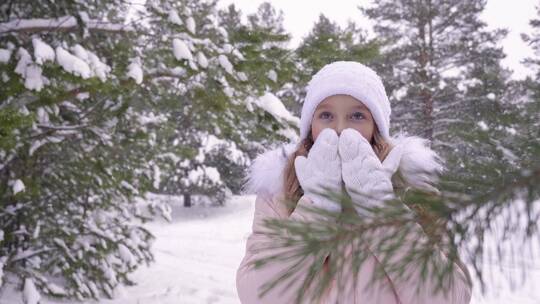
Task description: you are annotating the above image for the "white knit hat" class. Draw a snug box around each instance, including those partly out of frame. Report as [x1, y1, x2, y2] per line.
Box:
[299, 61, 391, 141]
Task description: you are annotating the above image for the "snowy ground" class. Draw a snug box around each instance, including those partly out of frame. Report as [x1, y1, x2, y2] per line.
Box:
[1, 194, 539, 303]
[94, 194, 253, 304]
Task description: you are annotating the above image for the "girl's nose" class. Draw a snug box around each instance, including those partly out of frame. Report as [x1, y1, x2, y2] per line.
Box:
[336, 118, 347, 136]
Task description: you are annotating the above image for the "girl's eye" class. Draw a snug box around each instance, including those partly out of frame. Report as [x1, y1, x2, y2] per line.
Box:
[319, 112, 332, 120]
[351, 112, 365, 120]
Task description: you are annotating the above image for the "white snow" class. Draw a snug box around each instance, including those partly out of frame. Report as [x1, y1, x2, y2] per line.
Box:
[204, 167, 221, 184]
[69, 44, 110, 81]
[505, 127, 517, 135]
[15, 48, 32, 75]
[32, 38, 55, 64]
[29, 139, 46, 156]
[186, 17, 196, 34]
[0, 16, 77, 33]
[79, 11, 90, 23]
[120, 180, 139, 195]
[222, 44, 233, 54]
[76, 92, 90, 100]
[237, 71, 248, 82]
[19, 105, 30, 116]
[55, 46, 91, 79]
[137, 112, 166, 125]
[467, 199, 540, 304]
[267, 69, 278, 82]
[36, 107, 49, 124]
[152, 164, 161, 190]
[495, 142, 519, 163]
[23, 278, 40, 304]
[188, 166, 222, 186]
[157, 152, 181, 164]
[196, 52, 208, 68]
[477, 121, 489, 131]
[202, 134, 246, 164]
[0, 16, 133, 34]
[168, 11, 182, 25]
[102, 262, 118, 285]
[46, 283, 66, 296]
[188, 60, 199, 71]
[224, 87, 234, 98]
[127, 57, 143, 84]
[14, 47, 45, 91]
[278, 127, 300, 142]
[218, 55, 234, 74]
[170, 66, 186, 76]
[0, 48, 11, 63]
[172, 38, 193, 61]
[217, 26, 229, 39]
[24, 64, 45, 91]
[86, 49, 111, 81]
[118, 244, 136, 267]
[71, 44, 88, 61]
[393, 86, 408, 100]
[255, 92, 300, 126]
[232, 49, 244, 61]
[487, 93, 496, 100]
[97, 194, 253, 304]
[12, 179, 25, 195]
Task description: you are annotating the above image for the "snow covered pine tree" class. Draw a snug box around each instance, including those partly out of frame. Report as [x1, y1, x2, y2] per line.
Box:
[1, 0, 299, 301]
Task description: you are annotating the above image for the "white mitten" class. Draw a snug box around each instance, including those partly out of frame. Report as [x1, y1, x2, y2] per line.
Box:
[338, 128, 403, 215]
[294, 128, 343, 213]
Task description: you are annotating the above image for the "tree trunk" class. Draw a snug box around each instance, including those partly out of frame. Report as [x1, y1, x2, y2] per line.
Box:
[183, 193, 191, 207]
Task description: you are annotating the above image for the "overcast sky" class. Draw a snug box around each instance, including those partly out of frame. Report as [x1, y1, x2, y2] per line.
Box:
[219, 0, 538, 80]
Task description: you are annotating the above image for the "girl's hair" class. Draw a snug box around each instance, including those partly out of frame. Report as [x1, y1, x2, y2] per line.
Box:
[282, 126, 392, 215]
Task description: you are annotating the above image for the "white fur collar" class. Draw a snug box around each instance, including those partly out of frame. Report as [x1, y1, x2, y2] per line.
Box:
[241, 134, 444, 196]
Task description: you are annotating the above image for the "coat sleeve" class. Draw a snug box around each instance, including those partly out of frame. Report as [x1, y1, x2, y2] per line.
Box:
[365, 218, 472, 304]
[236, 192, 328, 304]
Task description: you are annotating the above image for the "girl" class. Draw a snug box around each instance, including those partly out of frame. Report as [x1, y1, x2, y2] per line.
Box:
[236, 61, 472, 303]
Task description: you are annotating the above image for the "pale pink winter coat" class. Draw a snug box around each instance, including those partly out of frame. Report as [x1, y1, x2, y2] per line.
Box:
[236, 135, 473, 304]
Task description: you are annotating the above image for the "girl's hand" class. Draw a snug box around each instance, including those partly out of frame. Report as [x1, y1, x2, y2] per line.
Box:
[338, 128, 403, 215]
[294, 128, 342, 213]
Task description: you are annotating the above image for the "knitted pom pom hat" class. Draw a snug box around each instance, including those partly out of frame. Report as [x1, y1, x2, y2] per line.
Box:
[299, 61, 391, 141]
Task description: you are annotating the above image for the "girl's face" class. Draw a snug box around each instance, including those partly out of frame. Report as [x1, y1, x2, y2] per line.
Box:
[311, 94, 375, 142]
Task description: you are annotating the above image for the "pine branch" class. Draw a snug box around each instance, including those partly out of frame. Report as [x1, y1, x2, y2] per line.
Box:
[250, 189, 466, 303]
[252, 163, 540, 302]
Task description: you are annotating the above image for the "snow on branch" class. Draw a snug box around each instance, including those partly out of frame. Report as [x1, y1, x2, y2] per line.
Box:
[0, 16, 134, 35]
[36, 123, 88, 131]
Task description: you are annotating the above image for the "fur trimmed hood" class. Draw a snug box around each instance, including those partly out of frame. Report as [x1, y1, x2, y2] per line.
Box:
[241, 134, 444, 197]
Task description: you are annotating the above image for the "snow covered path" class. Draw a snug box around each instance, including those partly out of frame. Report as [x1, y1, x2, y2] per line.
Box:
[99, 195, 254, 304]
[2, 194, 539, 303]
